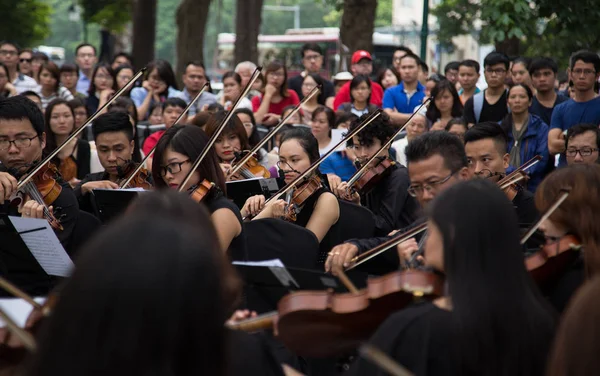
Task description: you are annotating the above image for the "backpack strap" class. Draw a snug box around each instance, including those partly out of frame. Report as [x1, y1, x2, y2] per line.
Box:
[473, 90, 485, 123]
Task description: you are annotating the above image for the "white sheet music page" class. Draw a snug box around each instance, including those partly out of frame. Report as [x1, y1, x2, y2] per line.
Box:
[8, 216, 74, 277]
[0, 298, 46, 327]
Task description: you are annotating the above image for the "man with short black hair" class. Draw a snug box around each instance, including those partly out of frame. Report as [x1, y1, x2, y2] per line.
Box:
[463, 52, 510, 126]
[176, 61, 216, 120]
[287, 43, 335, 107]
[0, 41, 39, 94]
[19, 90, 42, 111]
[444, 61, 460, 85]
[111, 52, 133, 70]
[392, 46, 413, 74]
[75, 43, 98, 94]
[383, 53, 426, 126]
[60, 63, 86, 99]
[565, 123, 600, 165]
[549, 50, 600, 166]
[333, 50, 384, 109]
[529, 57, 568, 125]
[458, 59, 481, 104]
[142, 97, 187, 156]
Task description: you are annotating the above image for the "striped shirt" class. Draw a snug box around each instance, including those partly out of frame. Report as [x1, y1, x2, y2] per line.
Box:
[12, 73, 40, 94]
[37, 86, 75, 110]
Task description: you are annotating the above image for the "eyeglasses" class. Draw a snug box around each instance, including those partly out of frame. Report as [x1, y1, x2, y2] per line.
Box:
[159, 160, 189, 176]
[407, 172, 455, 197]
[485, 68, 507, 75]
[0, 136, 38, 151]
[302, 83, 317, 89]
[242, 122, 254, 129]
[566, 147, 599, 157]
[0, 50, 17, 56]
[571, 69, 596, 77]
[276, 160, 296, 172]
[20, 58, 32, 63]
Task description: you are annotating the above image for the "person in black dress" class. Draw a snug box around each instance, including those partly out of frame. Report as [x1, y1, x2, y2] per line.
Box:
[534, 164, 600, 312]
[26, 190, 285, 376]
[152, 124, 246, 258]
[350, 179, 556, 376]
[334, 112, 419, 237]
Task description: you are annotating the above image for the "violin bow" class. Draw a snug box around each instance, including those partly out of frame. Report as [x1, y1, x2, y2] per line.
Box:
[0, 307, 37, 352]
[346, 98, 431, 187]
[0, 276, 42, 310]
[358, 344, 414, 376]
[521, 190, 570, 245]
[256, 110, 383, 210]
[226, 85, 322, 178]
[496, 155, 542, 189]
[178, 67, 263, 192]
[17, 67, 147, 190]
[346, 222, 429, 271]
[119, 82, 210, 189]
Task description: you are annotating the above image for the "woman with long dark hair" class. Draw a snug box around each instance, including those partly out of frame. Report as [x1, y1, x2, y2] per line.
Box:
[219, 71, 253, 110]
[251, 61, 300, 126]
[299, 73, 326, 124]
[151, 124, 245, 257]
[85, 63, 117, 115]
[425, 79, 463, 130]
[130, 59, 181, 121]
[338, 75, 379, 116]
[351, 179, 556, 376]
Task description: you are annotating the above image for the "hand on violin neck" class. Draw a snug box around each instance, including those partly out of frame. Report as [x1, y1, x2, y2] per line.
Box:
[334, 181, 360, 204]
[325, 243, 359, 274]
[396, 238, 421, 267]
[0, 171, 18, 204]
[19, 200, 49, 219]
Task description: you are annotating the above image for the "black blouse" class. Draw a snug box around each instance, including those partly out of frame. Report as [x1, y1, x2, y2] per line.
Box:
[205, 192, 247, 261]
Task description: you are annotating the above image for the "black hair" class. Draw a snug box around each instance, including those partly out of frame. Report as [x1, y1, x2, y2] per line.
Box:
[375, 66, 401, 88]
[0, 95, 45, 136]
[511, 57, 531, 71]
[19, 90, 41, 101]
[152, 124, 226, 193]
[75, 43, 97, 56]
[399, 53, 421, 66]
[394, 46, 413, 55]
[59, 62, 79, 76]
[347, 112, 394, 148]
[464, 121, 508, 155]
[445, 117, 467, 132]
[147, 59, 179, 92]
[444, 61, 460, 73]
[0, 41, 19, 51]
[301, 43, 323, 58]
[162, 97, 187, 112]
[114, 64, 134, 79]
[0, 62, 8, 85]
[428, 178, 555, 375]
[419, 60, 429, 73]
[107, 97, 141, 162]
[459, 59, 480, 73]
[44, 99, 75, 154]
[303, 73, 327, 105]
[425, 80, 463, 122]
[234, 108, 260, 147]
[32, 51, 49, 62]
[484, 51, 510, 70]
[68, 97, 86, 112]
[184, 60, 206, 72]
[349, 74, 372, 104]
[508, 83, 534, 100]
[405, 131, 468, 171]
[566, 123, 600, 149]
[279, 127, 320, 164]
[38, 61, 61, 93]
[528, 57, 558, 76]
[334, 112, 358, 128]
[112, 51, 133, 66]
[281, 105, 298, 119]
[88, 63, 117, 97]
[570, 50, 600, 72]
[557, 71, 569, 84]
[27, 193, 227, 376]
[222, 70, 242, 85]
[92, 111, 134, 141]
[312, 105, 335, 137]
[204, 110, 250, 152]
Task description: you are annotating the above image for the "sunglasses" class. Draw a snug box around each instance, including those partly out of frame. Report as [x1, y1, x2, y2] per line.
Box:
[20, 58, 32, 63]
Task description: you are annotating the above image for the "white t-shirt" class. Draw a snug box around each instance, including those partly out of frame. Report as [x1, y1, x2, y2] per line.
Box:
[391, 137, 409, 167]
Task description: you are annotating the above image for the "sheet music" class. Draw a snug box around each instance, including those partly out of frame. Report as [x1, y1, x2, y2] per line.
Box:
[332, 128, 347, 152]
[233, 259, 299, 288]
[8, 217, 74, 277]
[0, 298, 45, 327]
[232, 259, 285, 267]
[93, 187, 147, 192]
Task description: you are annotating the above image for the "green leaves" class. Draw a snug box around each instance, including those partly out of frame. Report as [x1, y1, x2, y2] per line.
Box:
[0, 0, 52, 46]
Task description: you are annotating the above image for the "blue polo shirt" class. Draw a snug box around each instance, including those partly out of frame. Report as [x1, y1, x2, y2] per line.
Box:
[383, 81, 426, 114]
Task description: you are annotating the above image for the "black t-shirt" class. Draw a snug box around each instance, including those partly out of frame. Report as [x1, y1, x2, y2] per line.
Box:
[348, 301, 457, 376]
[288, 74, 335, 101]
[530, 93, 569, 125]
[362, 164, 420, 237]
[539, 254, 585, 313]
[205, 193, 247, 261]
[463, 90, 508, 124]
[227, 329, 285, 376]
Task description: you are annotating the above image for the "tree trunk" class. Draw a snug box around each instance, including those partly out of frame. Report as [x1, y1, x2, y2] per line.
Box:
[132, 0, 157, 69]
[340, 0, 378, 67]
[234, 0, 264, 65]
[176, 0, 212, 87]
[211, 0, 223, 72]
[495, 37, 520, 57]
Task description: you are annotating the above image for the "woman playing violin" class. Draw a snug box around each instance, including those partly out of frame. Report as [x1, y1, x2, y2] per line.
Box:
[205, 110, 268, 180]
[533, 164, 600, 312]
[152, 124, 246, 257]
[241, 127, 339, 255]
[350, 179, 556, 376]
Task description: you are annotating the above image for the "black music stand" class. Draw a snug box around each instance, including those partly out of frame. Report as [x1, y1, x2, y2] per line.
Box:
[91, 189, 144, 223]
[226, 178, 283, 209]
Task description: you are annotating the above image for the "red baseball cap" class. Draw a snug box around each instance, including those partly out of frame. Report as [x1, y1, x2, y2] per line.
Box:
[351, 50, 372, 64]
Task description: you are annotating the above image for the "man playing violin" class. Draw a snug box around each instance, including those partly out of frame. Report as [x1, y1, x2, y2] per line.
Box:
[0, 96, 82, 294]
[463, 122, 539, 227]
[326, 131, 469, 274]
[334, 113, 419, 236]
[74, 111, 148, 214]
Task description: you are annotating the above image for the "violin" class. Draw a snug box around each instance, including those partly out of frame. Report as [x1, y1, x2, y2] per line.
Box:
[230, 151, 270, 180]
[350, 157, 395, 195]
[231, 269, 443, 358]
[483, 170, 526, 201]
[8, 162, 64, 230]
[116, 160, 153, 190]
[526, 234, 582, 286]
[188, 179, 215, 203]
[282, 174, 323, 222]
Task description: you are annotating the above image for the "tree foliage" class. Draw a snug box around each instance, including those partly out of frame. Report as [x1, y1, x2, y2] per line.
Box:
[79, 0, 132, 32]
[0, 0, 52, 47]
[320, 0, 393, 28]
